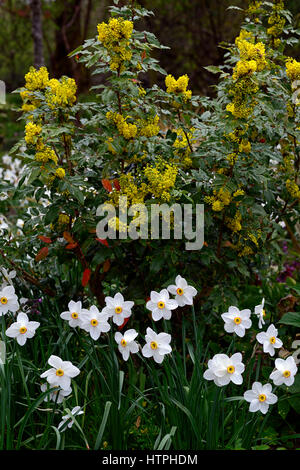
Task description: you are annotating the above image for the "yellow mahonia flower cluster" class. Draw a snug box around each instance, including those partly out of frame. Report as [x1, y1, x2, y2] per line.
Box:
[233, 60, 257, 80]
[46, 77, 77, 108]
[227, 32, 267, 120]
[35, 141, 58, 165]
[239, 139, 251, 153]
[165, 74, 192, 101]
[106, 112, 137, 139]
[108, 173, 148, 207]
[205, 187, 232, 212]
[247, 1, 262, 16]
[55, 168, 66, 179]
[267, 1, 286, 39]
[225, 211, 242, 232]
[237, 40, 267, 71]
[286, 179, 300, 200]
[105, 137, 117, 155]
[232, 230, 262, 257]
[144, 162, 178, 202]
[173, 128, 195, 167]
[225, 128, 250, 165]
[25, 122, 42, 145]
[138, 115, 160, 138]
[226, 153, 238, 165]
[24, 66, 49, 91]
[58, 213, 70, 226]
[286, 58, 300, 82]
[97, 17, 133, 71]
[233, 189, 245, 198]
[226, 101, 254, 120]
[108, 216, 128, 233]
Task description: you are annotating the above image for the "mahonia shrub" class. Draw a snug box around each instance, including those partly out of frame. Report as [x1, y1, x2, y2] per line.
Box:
[1, 0, 299, 319]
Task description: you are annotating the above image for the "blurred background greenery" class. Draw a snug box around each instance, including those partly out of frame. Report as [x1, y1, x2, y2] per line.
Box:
[0, 0, 299, 155]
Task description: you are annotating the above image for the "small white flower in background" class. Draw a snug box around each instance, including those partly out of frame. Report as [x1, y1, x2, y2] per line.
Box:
[5, 312, 40, 346]
[244, 382, 277, 414]
[40, 355, 80, 391]
[167, 275, 197, 307]
[0, 267, 16, 288]
[291, 339, 300, 365]
[256, 324, 283, 357]
[80, 305, 110, 340]
[115, 329, 139, 361]
[0, 285, 19, 315]
[254, 298, 266, 329]
[40, 383, 72, 404]
[203, 353, 245, 387]
[269, 356, 298, 386]
[58, 406, 84, 432]
[146, 289, 178, 321]
[0, 216, 8, 231]
[60, 300, 86, 328]
[142, 327, 172, 364]
[102, 293, 134, 326]
[221, 306, 252, 338]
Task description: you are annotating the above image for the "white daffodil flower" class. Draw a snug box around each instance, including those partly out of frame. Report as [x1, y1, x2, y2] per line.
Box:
[203, 353, 245, 387]
[115, 329, 139, 361]
[146, 289, 178, 321]
[254, 298, 266, 329]
[58, 406, 84, 432]
[167, 275, 197, 307]
[142, 327, 172, 363]
[41, 383, 72, 404]
[244, 382, 277, 414]
[60, 300, 86, 328]
[40, 355, 80, 391]
[221, 306, 252, 338]
[5, 312, 40, 346]
[0, 267, 16, 289]
[0, 285, 19, 316]
[80, 305, 111, 340]
[269, 356, 298, 386]
[256, 324, 283, 357]
[102, 293, 134, 326]
[291, 339, 300, 365]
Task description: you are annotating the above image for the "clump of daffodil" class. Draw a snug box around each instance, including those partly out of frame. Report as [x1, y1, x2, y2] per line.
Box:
[165, 74, 192, 101]
[97, 17, 133, 71]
